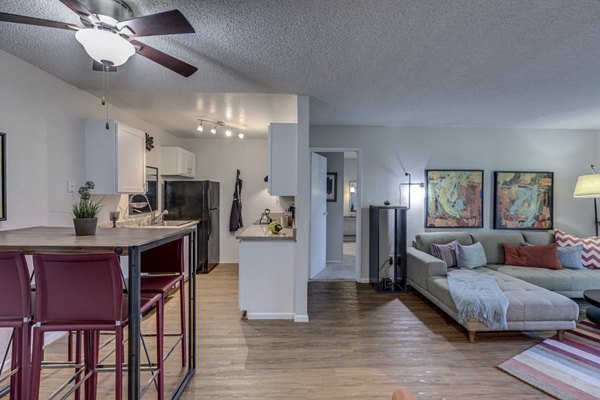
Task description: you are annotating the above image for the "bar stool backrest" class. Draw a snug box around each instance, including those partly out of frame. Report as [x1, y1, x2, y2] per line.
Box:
[33, 253, 123, 324]
[0, 251, 30, 320]
[141, 238, 184, 274]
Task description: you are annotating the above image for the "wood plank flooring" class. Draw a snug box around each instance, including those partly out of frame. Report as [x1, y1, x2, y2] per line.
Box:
[37, 264, 559, 399]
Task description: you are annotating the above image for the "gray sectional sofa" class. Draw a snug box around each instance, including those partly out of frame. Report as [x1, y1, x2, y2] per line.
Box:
[407, 231, 600, 342]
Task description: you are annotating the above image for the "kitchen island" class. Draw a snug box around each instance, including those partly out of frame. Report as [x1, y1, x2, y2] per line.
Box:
[0, 225, 197, 400]
[236, 225, 296, 319]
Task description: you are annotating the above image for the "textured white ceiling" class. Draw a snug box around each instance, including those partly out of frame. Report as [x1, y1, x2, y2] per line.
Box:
[2, 0, 600, 134]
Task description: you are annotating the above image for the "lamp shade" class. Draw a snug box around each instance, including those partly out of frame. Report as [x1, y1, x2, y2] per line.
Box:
[573, 174, 600, 197]
[75, 29, 135, 67]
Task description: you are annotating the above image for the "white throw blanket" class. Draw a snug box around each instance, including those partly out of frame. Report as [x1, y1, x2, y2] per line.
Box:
[447, 269, 509, 330]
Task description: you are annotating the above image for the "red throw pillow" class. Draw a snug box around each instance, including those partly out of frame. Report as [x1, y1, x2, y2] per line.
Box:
[503, 243, 562, 270]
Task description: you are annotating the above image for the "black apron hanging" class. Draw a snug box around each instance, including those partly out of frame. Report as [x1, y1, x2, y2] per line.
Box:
[229, 169, 244, 232]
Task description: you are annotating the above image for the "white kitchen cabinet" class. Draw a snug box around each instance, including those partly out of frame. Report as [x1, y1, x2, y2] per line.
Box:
[268, 123, 297, 196]
[85, 120, 146, 194]
[161, 146, 196, 178]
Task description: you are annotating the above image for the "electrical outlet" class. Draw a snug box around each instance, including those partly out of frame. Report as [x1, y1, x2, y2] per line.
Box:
[388, 256, 394, 266]
[67, 179, 75, 193]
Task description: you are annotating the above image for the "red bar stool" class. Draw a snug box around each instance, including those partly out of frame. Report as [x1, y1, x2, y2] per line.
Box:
[30, 253, 164, 400]
[141, 238, 187, 366]
[0, 251, 31, 400]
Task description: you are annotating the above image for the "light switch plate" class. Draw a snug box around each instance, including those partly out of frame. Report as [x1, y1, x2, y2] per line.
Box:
[67, 179, 75, 193]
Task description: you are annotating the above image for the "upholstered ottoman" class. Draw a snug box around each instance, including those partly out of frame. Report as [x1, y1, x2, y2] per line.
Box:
[424, 269, 579, 342]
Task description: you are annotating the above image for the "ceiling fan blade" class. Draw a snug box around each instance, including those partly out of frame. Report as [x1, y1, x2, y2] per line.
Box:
[131, 39, 197, 77]
[92, 61, 117, 72]
[0, 12, 77, 30]
[59, 0, 95, 18]
[116, 10, 194, 38]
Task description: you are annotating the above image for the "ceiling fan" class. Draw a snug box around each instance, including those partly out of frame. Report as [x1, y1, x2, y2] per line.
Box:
[0, 0, 198, 77]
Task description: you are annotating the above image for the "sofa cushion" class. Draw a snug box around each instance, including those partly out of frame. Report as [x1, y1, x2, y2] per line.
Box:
[557, 244, 584, 269]
[555, 229, 600, 269]
[486, 265, 600, 297]
[457, 242, 487, 269]
[427, 269, 578, 322]
[522, 231, 555, 245]
[470, 232, 524, 264]
[431, 240, 458, 267]
[503, 243, 562, 270]
[414, 232, 473, 255]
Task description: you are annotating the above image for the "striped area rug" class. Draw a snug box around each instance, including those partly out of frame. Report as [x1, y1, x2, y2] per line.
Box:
[498, 321, 600, 399]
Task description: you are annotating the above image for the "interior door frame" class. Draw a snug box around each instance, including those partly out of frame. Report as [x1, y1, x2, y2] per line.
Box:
[309, 147, 363, 282]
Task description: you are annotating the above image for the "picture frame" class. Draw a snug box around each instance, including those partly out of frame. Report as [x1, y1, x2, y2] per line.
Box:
[425, 169, 484, 228]
[326, 172, 337, 202]
[494, 171, 553, 230]
[0, 133, 5, 221]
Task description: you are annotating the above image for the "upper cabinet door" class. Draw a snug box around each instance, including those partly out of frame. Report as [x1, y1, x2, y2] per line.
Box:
[116, 123, 146, 193]
[85, 120, 146, 194]
[161, 146, 196, 178]
[268, 123, 298, 196]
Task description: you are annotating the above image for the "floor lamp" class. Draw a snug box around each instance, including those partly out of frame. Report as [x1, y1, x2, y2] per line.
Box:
[573, 165, 600, 236]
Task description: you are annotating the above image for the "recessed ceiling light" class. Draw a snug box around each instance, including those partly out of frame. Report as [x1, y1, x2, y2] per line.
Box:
[238, 133, 244, 139]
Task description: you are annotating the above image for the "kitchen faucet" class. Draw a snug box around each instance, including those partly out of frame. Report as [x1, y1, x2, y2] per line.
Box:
[150, 210, 169, 224]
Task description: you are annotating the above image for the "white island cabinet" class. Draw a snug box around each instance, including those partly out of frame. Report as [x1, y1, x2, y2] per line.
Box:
[237, 225, 296, 319]
[85, 119, 146, 194]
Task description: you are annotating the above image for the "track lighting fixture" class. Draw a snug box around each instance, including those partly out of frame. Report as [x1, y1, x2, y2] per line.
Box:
[195, 118, 246, 138]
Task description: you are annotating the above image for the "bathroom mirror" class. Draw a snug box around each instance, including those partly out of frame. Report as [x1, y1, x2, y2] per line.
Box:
[349, 180, 357, 213]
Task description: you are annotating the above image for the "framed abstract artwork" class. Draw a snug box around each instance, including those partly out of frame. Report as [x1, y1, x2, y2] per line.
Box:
[493, 171, 553, 230]
[0, 133, 5, 220]
[326, 172, 337, 202]
[425, 170, 483, 228]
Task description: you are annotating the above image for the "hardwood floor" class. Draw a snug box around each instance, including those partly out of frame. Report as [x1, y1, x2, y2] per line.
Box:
[37, 264, 556, 399]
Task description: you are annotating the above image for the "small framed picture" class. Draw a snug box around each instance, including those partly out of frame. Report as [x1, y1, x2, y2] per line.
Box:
[494, 171, 553, 230]
[326, 172, 337, 202]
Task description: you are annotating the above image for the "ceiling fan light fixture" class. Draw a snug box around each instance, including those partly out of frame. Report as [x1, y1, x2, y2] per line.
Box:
[75, 28, 135, 67]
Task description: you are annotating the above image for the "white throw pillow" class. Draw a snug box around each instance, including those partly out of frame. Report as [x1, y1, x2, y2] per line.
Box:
[456, 242, 487, 269]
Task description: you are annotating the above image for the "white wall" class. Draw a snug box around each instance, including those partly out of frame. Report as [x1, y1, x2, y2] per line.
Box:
[180, 137, 290, 263]
[319, 152, 344, 262]
[0, 48, 181, 367]
[310, 125, 600, 280]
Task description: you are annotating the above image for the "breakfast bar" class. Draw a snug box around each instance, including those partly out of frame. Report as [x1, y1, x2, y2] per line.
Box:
[0, 225, 198, 399]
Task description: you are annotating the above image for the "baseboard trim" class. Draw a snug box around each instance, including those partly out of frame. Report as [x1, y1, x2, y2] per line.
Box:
[358, 277, 370, 283]
[294, 314, 309, 323]
[246, 312, 294, 320]
[325, 260, 343, 264]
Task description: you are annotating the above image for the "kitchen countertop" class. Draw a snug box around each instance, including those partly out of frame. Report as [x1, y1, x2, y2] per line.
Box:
[236, 225, 296, 241]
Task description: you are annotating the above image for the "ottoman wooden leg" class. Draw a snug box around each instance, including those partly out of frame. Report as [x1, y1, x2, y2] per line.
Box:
[557, 330, 565, 340]
[468, 330, 476, 343]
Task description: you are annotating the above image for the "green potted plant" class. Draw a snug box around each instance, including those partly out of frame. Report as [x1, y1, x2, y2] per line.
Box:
[72, 181, 102, 236]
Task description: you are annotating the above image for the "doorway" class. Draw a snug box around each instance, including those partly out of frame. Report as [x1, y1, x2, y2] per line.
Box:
[309, 149, 361, 282]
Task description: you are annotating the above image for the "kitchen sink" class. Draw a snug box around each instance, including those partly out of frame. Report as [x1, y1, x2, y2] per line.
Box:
[123, 220, 197, 229]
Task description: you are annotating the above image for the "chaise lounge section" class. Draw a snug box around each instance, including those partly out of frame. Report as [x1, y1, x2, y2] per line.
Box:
[407, 231, 595, 342]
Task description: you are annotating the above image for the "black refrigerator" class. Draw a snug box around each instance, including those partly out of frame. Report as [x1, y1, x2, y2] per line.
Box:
[163, 180, 220, 273]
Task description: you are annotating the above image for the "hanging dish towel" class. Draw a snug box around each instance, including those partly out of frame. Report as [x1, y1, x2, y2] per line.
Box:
[229, 169, 244, 232]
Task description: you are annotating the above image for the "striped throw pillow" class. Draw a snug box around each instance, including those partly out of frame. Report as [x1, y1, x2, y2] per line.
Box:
[554, 229, 600, 269]
[431, 240, 459, 267]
